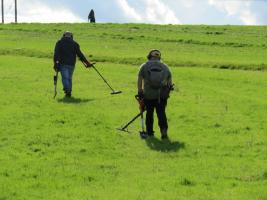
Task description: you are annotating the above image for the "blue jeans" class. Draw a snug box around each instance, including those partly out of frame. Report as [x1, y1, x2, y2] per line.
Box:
[59, 65, 75, 93]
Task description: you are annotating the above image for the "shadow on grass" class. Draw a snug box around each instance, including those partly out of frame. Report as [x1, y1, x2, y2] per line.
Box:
[145, 136, 185, 152]
[57, 97, 95, 104]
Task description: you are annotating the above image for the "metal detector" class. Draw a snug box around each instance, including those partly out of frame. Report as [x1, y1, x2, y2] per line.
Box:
[83, 61, 122, 95]
[117, 95, 147, 139]
[117, 112, 142, 133]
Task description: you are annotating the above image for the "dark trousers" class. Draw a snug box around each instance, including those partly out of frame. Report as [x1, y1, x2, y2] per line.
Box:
[89, 18, 95, 23]
[144, 99, 168, 134]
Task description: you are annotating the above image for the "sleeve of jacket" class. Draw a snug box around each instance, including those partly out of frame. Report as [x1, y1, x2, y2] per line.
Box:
[138, 63, 146, 78]
[75, 42, 87, 63]
[53, 40, 61, 64]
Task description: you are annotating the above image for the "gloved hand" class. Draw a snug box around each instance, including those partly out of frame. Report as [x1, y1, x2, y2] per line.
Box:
[135, 93, 145, 112]
[138, 90, 144, 100]
[53, 62, 59, 72]
[84, 60, 93, 68]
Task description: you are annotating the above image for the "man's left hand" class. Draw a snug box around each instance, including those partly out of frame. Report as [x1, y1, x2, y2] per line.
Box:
[138, 90, 144, 99]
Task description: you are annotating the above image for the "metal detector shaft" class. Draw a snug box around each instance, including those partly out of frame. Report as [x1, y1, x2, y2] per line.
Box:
[119, 112, 142, 131]
[91, 65, 115, 92]
[82, 61, 121, 94]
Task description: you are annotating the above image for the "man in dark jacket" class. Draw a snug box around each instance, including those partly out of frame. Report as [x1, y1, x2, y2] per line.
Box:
[137, 50, 173, 139]
[53, 31, 92, 97]
[88, 9, 95, 23]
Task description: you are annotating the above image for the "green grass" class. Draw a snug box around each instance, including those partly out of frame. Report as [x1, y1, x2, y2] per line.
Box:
[0, 23, 267, 200]
[1, 23, 267, 69]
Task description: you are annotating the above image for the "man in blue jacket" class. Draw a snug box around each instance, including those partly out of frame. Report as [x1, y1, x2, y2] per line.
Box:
[53, 31, 92, 97]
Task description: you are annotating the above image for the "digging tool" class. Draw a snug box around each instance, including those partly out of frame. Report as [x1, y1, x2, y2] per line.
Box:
[53, 71, 58, 99]
[82, 61, 122, 95]
[139, 109, 147, 139]
[135, 95, 147, 139]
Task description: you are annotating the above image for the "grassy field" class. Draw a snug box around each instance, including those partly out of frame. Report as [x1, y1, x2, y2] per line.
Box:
[0, 23, 267, 200]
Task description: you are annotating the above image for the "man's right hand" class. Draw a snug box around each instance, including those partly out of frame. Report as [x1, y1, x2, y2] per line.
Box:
[85, 60, 94, 68]
[138, 90, 144, 100]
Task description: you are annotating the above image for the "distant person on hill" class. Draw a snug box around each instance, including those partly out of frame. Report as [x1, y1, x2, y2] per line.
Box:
[53, 31, 93, 98]
[88, 9, 96, 23]
[137, 50, 174, 139]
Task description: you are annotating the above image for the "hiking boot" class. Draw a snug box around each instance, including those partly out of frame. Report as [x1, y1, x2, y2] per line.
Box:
[65, 92, 71, 98]
[160, 128, 168, 140]
[161, 134, 168, 140]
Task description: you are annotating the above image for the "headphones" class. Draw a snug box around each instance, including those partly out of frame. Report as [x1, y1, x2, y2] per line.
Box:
[147, 49, 161, 60]
[63, 31, 73, 39]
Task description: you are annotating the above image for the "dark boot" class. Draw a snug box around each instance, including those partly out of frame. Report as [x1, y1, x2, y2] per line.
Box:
[147, 131, 154, 137]
[160, 128, 168, 140]
[65, 91, 71, 98]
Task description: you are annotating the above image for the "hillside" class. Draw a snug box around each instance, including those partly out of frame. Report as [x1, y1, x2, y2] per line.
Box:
[1, 23, 267, 70]
[0, 23, 266, 200]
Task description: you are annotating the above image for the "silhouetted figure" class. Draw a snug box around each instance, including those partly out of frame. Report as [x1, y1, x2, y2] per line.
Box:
[88, 9, 95, 23]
